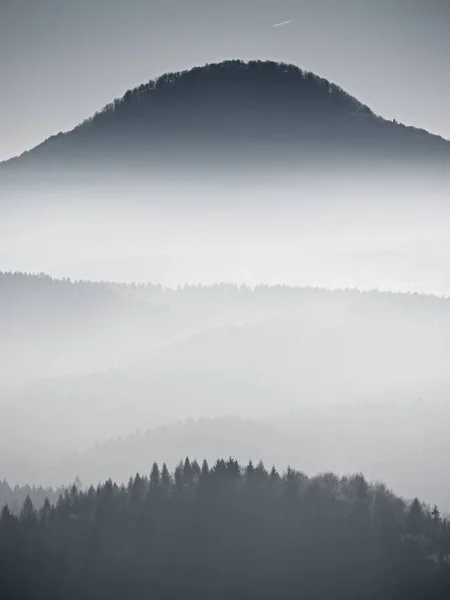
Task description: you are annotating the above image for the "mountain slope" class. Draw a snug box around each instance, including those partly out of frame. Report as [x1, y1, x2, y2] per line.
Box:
[2, 60, 449, 183]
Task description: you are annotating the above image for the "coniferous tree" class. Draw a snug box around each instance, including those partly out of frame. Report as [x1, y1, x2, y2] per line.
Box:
[20, 495, 37, 525]
[408, 497, 426, 536]
[149, 462, 160, 489]
[0, 504, 12, 532]
[201, 459, 209, 478]
[160, 463, 171, 494]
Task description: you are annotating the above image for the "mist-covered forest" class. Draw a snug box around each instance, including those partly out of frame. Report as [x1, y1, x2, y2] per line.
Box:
[1, 272, 450, 509]
[3, 271, 450, 389]
[2, 458, 450, 600]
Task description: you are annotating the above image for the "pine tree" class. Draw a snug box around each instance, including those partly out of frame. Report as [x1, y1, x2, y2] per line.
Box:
[432, 504, 441, 524]
[407, 498, 425, 536]
[245, 459, 255, 481]
[0, 504, 12, 532]
[130, 474, 146, 509]
[39, 498, 52, 525]
[270, 465, 279, 481]
[150, 462, 160, 489]
[191, 459, 201, 482]
[174, 461, 184, 490]
[183, 457, 194, 486]
[201, 459, 210, 478]
[161, 463, 171, 494]
[285, 467, 298, 498]
[225, 457, 240, 479]
[255, 460, 268, 481]
[19, 495, 37, 532]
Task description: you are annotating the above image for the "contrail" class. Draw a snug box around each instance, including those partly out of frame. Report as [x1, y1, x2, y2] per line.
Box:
[273, 20, 292, 27]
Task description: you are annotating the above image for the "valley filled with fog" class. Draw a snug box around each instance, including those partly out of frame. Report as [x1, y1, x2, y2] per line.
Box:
[2, 147, 450, 515]
[2, 173, 450, 294]
[2, 255, 450, 508]
[2, 139, 450, 514]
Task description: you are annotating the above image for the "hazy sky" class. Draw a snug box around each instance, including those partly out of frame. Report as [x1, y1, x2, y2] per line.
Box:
[1, 0, 449, 161]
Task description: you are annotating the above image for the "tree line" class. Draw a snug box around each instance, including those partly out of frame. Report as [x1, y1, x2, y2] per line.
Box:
[0, 479, 69, 515]
[1, 458, 450, 599]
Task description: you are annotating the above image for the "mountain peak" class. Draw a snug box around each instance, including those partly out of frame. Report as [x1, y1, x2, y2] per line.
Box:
[82, 59, 375, 126]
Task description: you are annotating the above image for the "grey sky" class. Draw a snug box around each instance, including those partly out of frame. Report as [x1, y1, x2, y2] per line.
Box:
[0, 0, 449, 161]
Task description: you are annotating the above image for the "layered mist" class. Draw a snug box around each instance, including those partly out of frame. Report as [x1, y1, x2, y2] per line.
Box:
[2, 270, 450, 509]
[1, 59, 450, 515]
[2, 171, 450, 293]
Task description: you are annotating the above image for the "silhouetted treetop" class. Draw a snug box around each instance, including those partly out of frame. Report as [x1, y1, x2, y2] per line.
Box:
[89, 59, 374, 121]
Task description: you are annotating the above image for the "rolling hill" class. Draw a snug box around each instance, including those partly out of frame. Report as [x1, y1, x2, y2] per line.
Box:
[2, 60, 449, 189]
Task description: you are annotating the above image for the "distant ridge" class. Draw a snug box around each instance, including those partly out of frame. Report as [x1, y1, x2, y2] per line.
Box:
[2, 59, 449, 184]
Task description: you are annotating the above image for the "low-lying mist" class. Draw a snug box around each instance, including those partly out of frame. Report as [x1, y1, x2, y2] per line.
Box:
[2, 172, 450, 293]
[2, 270, 450, 507]
[1, 167, 450, 513]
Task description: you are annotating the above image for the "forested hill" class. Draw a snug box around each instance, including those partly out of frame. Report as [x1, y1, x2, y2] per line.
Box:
[2, 60, 449, 181]
[2, 270, 450, 391]
[1, 458, 450, 599]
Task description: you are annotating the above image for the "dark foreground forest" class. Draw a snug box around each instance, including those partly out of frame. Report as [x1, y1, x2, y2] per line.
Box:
[1, 458, 450, 600]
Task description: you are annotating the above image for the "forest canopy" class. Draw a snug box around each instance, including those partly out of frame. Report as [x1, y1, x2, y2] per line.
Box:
[1, 458, 450, 599]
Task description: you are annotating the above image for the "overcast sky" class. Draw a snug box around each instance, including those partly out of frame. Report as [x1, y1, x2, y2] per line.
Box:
[1, 0, 449, 161]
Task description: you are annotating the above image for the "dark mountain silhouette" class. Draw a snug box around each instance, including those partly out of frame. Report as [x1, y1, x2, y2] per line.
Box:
[2, 60, 449, 188]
